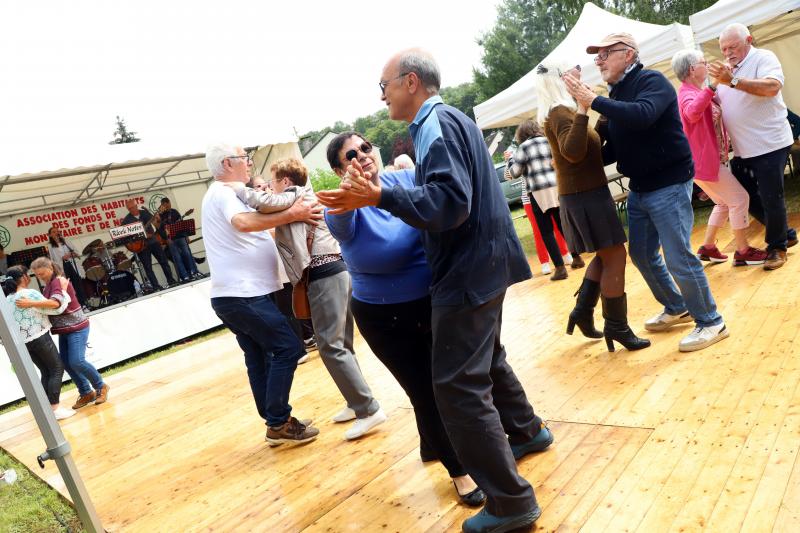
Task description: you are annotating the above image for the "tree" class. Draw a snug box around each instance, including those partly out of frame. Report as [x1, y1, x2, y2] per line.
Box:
[109, 115, 141, 144]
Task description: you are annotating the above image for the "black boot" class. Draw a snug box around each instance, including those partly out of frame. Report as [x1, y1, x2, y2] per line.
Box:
[602, 294, 651, 352]
[566, 278, 603, 339]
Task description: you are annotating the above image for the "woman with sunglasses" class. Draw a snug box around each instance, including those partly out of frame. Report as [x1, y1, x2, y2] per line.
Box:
[322, 131, 486, 507]
[535, 61, 650, 352]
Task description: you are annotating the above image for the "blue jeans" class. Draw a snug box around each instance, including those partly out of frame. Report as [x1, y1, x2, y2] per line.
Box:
[58, 326, 104, 396]
[211, 295, 304, 427]
[628, 180, 722, 328]
[168, 238, 198, 279]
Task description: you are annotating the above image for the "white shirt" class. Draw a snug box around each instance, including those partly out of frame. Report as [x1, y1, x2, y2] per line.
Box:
[201, 181, 282, 298]
[717, 46, 793, 159]
[48, 238, 84, 276]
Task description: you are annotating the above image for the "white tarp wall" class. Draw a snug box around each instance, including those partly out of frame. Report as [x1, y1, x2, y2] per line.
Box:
[474, 2, 694, 130]
[689, 0, 800, 113]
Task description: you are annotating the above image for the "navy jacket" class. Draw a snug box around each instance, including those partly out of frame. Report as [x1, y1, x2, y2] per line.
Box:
[378, 96, 531, 306]
[592, 64, 694, 192]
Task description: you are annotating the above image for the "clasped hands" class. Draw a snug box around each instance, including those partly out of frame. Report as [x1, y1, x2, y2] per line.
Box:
[316, 159, 382, 215]
[707, 61, 733, 86]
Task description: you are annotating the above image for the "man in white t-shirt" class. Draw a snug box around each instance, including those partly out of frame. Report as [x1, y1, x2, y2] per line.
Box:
[710, 23, 795, 270]
[202, 143, 322, 445]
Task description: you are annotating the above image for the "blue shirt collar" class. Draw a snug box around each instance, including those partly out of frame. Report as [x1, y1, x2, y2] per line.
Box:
[411, 95, 443, 129]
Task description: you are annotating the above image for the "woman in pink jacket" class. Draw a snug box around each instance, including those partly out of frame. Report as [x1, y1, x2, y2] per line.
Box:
[672, 50, 766, 266]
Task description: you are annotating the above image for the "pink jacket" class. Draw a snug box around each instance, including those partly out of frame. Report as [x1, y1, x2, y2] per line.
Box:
[677, 82, 727, 182]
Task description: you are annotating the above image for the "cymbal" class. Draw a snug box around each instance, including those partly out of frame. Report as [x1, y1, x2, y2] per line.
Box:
[82, 239, 104, 256]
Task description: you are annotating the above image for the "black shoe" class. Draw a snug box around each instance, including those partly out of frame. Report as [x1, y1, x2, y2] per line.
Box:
[602, 294, 651, 352]
[303, 337, 317, 351]
[453, 481, 486, 507]
[566, 278, 603, 339]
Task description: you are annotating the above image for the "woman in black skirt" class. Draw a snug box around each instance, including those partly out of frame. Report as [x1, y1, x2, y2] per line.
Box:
[535, 61, 649, 352]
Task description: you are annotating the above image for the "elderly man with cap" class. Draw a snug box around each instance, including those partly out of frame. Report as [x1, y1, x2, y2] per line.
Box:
[564, 33, 729, 353]
[709, 23, 796, 270]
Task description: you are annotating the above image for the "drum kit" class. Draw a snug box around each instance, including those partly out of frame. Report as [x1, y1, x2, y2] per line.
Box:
[80, 239, 139, 309]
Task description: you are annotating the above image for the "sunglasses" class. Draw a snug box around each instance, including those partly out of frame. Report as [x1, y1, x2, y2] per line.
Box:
[344, 141, 373, 162]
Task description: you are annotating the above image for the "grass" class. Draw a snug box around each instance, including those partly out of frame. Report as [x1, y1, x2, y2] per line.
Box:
[0, 448, 84, 533]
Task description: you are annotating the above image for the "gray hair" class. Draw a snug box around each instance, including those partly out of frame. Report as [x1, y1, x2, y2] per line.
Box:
[671, 49, 704, 82]
[205, 143, 239, 178]
[393, 154, 414, 169]
[397, 49, 441, 95]
[720, 23, 750, 41]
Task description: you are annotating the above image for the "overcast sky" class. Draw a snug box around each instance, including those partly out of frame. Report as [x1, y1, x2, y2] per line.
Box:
[1, 0, 500, 171]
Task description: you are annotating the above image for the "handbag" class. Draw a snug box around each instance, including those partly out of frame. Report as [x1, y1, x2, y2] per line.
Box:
[291, 226, 316, 320]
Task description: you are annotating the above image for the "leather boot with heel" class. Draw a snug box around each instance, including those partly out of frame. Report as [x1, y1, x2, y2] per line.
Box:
[566, 278, 603, 339]
[602, 294, 651, 352]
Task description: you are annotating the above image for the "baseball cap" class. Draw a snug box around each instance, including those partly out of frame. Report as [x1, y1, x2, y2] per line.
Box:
[586, 33, 639, 54]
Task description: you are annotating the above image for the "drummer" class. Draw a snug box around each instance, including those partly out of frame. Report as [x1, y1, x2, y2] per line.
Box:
[47, 226, 88, 309]
[122, 199, 177, 290]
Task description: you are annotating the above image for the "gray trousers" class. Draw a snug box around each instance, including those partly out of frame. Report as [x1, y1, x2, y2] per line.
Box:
[308, 270, 379, 418]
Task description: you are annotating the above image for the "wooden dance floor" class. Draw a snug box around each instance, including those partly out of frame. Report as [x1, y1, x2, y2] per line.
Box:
[2, 217, 800, 532]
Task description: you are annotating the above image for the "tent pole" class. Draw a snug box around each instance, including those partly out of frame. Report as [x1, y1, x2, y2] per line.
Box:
[0, 299, 104, 533]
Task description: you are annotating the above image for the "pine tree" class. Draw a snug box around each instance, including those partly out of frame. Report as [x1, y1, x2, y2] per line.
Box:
[109, 115, 141, 144]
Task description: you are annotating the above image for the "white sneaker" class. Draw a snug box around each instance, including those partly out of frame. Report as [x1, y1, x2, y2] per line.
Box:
[541, 262, 552, 275]
[644, 311, 693, 332]
[344, 408, 387, 440]
[53, 407, 76, 420]
[331, 406, 356, 423]
[563, 252, 573, 265]
[679, 323, 730, 352]
[297, 353, 310, 364]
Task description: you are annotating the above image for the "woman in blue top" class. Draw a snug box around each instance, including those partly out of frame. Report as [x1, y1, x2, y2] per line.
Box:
[325, 132, 485, 507]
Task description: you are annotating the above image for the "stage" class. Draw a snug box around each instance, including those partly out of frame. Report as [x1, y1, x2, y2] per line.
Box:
[0, 278, 221, 406]
[2, 218, 800, 532]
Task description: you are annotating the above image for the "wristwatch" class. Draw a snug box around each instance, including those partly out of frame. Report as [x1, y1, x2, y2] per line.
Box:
[730, 77, 740, 88]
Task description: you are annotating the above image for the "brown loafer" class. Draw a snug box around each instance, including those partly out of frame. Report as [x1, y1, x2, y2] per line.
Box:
[95, 384, 110, 405]
[764, 249, 787, 271]
[72, 391, 97, 410]
[550, 265, 568, 281]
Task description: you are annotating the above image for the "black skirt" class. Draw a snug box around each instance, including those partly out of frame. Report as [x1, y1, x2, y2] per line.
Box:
[559, 186, 627, 254]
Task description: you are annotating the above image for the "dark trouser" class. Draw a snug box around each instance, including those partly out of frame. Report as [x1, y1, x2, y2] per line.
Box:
[62, 260, 87, 306]
[269, 282, 309, 352]
[730, 146, 792, 251]
[170, 237, 198, 279]
[137, 238, 176, 288]
[530, 198, 566, 267]
[211, 295, 304, 427]
[26, 334, 64, 405]
[431, 291, 540, 516]
[351, 295, 466, 478]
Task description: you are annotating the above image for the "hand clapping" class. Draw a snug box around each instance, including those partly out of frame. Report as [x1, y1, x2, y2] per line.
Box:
[316, 158, 382, 214]
[562, 73, 597, 110]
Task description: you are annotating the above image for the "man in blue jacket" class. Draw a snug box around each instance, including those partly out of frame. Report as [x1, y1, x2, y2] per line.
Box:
[565, 33, 729, 353]
[318, 48, 550, 533]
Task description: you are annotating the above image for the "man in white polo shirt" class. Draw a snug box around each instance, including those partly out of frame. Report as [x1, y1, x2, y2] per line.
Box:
[202, 143, 322, 445]
[710, 23, 795, 270]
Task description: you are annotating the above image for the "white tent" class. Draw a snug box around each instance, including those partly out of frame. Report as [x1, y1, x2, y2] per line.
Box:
[689, 0, 800, 112]
[474, 2, 694, 130]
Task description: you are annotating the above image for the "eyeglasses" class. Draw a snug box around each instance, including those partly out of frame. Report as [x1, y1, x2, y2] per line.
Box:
[227, 154, 252, 164]
[594, 48, 631, 63]
[344, 141, 373, 162]
[379, 73, 410, 95]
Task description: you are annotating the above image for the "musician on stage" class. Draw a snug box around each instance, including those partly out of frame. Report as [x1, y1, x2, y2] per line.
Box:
[159, 197, 200, 281]
[122, 199, 177, 290]
[47, 226, 88, 308]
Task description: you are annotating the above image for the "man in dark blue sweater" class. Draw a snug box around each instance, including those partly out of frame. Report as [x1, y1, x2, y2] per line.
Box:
[318, 48, 549, 533]
[565, 33, 729, 353]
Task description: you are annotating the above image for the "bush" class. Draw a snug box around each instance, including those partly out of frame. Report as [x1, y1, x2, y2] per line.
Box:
[309, 169, 341, 192]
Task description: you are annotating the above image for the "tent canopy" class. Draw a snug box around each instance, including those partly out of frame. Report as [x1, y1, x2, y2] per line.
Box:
[0, 130, 298, 219]
[689, 0, 800, 112]
[474, 2, 694, 130]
